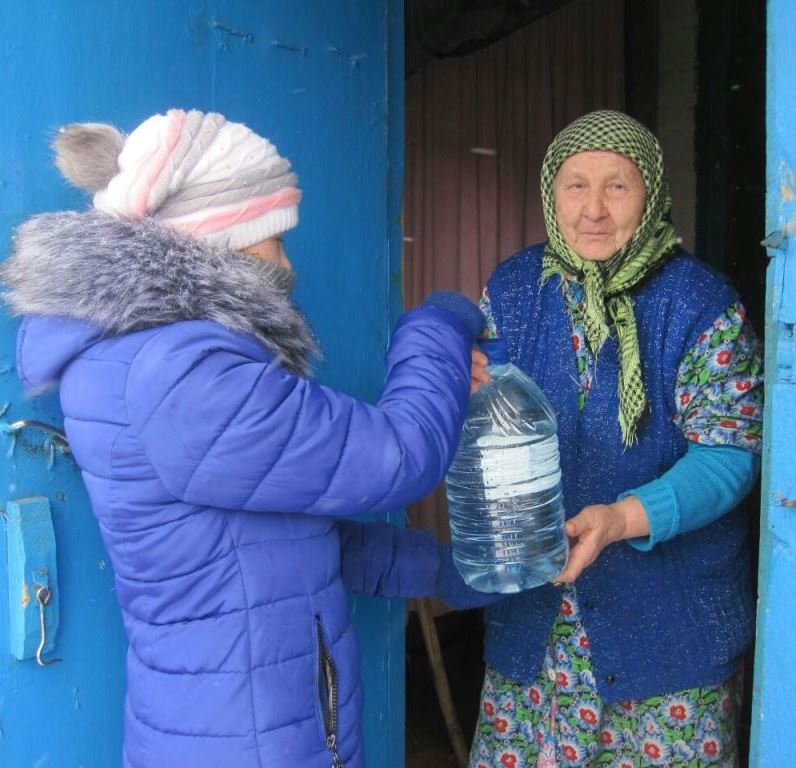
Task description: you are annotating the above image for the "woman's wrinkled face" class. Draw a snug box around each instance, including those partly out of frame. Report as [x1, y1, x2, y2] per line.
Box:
[553, 150, 646, 262]
[242, 237, 293, 271]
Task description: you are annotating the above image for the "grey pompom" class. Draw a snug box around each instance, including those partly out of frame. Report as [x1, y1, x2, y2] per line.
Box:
[52, 123, 125, 192]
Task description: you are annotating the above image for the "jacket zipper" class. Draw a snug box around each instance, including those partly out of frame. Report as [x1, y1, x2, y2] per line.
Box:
[316, 616, 344, 768]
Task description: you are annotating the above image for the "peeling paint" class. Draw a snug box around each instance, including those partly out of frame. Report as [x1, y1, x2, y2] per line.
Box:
[271, 39, 308, 56]
[44, 439, 57, 470]
[779, 159, 796, 202]
[327, 44, 367, 72]
[211, 20, 254, 48]
[21, 580, 29, 608]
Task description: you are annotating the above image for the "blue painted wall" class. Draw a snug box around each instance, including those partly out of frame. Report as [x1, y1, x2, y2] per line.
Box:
[0, 2, 405, 765]
[750, 1, 796, 765]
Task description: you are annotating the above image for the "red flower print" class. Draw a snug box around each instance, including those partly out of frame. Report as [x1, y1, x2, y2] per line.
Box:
[669, 704, 687, 721]
[644, 742, 661, 760]
[685, 431, 700, 441]
[562, 745, 578, 761]
[619, 700, 633, 711]
[740, 405, 756, 417]
[561, 599, 573, 616]
[703, 740, 719, 757]
[738, 307, 746, 320]
[556, 672, 570, 687]
[600, 731, 614, 745]
[579, 708, 597, 725]
[719, 419, 738, 428]
[483, 701, 495, 717]
[498, 754, 517, 768]
[698, 333, 708, 343]
[572, 335, 580, 352]
[735, 380, 753, 391]
[716, 350, 732, 365]
[679, 392, 692, 407]
[579, 635, 589, 650]
[722, 695, 732, 713]
[495, 718, 508, 734]
[529, 687, 541, 705]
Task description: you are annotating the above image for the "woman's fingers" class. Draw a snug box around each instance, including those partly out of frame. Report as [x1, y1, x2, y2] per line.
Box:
[554, 534, 599, 584]
[553, 505, 622, 584]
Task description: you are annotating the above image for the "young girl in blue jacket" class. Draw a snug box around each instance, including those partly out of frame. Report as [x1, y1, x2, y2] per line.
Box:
[2, 109, 487, 768]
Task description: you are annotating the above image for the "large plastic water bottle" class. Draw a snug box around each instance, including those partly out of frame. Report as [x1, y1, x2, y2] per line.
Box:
[445, 338, 569, 593]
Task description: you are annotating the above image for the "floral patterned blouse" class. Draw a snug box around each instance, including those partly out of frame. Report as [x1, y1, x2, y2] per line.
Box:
[480, 278, 763, 453]
[471, 278, 763, 768]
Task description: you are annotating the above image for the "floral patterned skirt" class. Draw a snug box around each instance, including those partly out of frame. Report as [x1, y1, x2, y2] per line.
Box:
[469, 588, 740, 768]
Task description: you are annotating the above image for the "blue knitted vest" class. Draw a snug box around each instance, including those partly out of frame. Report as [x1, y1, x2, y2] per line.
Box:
[482, 244, 755, 703]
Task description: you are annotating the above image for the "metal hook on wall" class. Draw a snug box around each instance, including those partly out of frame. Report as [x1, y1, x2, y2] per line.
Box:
[34, 585, 61, 667]
[5, 420, 70, 453]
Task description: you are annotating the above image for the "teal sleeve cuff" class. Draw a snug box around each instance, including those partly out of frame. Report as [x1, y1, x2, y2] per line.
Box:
[621, 481, 679, 552]
[619, 442, 760, 552]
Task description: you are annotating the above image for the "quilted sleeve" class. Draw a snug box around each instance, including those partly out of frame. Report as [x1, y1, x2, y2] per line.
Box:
[126, 306, 475, 516]
[337, 519, 503, 608]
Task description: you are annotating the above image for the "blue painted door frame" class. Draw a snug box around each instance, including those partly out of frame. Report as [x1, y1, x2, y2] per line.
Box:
[750, 1, 796, 764]
[0, 3, 405, 766]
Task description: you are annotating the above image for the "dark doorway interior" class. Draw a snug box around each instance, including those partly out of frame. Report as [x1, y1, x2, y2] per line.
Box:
[694, 3, 767, 763]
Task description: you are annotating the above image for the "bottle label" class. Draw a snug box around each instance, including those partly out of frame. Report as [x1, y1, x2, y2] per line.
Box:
[476, 434, 561, 500]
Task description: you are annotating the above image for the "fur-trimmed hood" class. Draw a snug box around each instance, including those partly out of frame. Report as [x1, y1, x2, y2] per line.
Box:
[3, 210, 318, 380]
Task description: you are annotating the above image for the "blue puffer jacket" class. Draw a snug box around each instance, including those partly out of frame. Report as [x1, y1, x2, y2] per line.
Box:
[4, 211, 483, 768]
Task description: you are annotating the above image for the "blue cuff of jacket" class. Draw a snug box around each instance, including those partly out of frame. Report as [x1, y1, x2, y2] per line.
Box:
[338, 520, 441, 598]
[435, 544, 506, 610]
[620, 442, 760, 552]
[422, 291, 485, 341]
[339, 520, 504, 608]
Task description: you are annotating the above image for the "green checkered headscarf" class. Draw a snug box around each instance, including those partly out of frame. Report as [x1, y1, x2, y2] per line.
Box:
[541, 110, 680, 445]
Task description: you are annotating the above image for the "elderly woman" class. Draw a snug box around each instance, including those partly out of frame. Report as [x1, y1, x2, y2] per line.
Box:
[467, 110, 763, 767]
[341, 110, 762, 767]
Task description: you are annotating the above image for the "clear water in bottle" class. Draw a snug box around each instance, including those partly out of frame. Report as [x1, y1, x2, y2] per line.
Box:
[446, 340, 569, 593]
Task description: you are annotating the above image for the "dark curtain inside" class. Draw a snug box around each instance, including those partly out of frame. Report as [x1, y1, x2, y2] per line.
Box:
[403, 0, 626, 556]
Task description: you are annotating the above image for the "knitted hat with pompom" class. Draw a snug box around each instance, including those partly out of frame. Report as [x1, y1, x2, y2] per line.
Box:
[53, 109, 300, 251]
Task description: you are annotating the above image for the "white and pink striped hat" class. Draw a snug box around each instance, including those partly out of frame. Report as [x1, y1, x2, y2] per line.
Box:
[57, 109, 300, 251]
